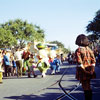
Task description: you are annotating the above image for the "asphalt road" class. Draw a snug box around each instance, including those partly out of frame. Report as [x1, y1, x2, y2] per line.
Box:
[0, 62, 100, 100]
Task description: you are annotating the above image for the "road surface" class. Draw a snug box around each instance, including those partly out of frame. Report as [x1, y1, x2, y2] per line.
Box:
[0, 62, 100, 100]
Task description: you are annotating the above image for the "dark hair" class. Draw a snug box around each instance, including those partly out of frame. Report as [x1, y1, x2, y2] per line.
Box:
[75, 34, 89, 46]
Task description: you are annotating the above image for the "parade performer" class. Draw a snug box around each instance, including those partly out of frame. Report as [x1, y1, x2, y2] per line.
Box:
[49, 56, 57, 75]
[49, 55, 61, 75]
[75, 34, 96, 100]
[55, 55, 61, 73]
[36, 43, 50, 77]
[37, 55, 49, 78]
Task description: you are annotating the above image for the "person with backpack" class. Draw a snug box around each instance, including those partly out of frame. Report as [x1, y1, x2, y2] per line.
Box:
[75, 34, 96, 100]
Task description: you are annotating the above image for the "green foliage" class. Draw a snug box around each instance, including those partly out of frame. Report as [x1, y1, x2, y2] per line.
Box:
[50, 40, 70, 54]
[62, 48, 69, 54]
[87, 34, 99, 42]
[34, 25, 45, 42]
[86, 9, 100, 36]
[0, 28, 17, 48]
[50, 41, 64, 48]
[86, 9, 100, 48]
[0, 19, 45, 48]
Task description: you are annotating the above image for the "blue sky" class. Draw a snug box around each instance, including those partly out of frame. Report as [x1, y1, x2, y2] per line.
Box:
[0, 0, 100, 51]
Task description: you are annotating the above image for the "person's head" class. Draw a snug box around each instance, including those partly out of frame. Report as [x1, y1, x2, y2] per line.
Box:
[37, 55, 43, 60]
[48, 55, 54, 60]
[75, 34, 89, 47]
[30, 54, 34, 58]
[56, 54, 60, 59]
[0, 49, 2, 55]
[16, 47, 20, 51]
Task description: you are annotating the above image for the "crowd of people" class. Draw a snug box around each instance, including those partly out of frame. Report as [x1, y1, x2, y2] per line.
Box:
[0, 47, 62, 84]
[0, 34, 98, 100]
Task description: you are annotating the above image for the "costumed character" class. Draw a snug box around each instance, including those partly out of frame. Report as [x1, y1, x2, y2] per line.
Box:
[55, 55, 61, 73]
[48, 48, 58, 75]
[36, 43, 50, 78]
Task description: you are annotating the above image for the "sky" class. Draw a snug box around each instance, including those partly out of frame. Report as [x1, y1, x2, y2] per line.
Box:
[0, 0, 100, 51]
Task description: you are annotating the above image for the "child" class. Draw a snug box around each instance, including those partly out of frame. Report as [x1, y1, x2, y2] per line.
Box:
[75, 34, 96, 100]
[11, 53, 17, 76]
[28, 54, 37, 78]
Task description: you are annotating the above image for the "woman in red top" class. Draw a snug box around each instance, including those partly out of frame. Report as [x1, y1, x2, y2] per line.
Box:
[75, 34, 96, 100]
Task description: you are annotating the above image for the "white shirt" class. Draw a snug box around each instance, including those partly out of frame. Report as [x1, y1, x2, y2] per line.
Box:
[14, 50, 23, 60]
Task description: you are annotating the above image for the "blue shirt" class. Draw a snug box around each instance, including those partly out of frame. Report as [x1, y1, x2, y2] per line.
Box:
[3, 55, 10, 66]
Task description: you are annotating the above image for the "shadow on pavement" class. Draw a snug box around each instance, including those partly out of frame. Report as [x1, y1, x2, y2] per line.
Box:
[3, 62, 100, 100]
[4, 92, 84, 100]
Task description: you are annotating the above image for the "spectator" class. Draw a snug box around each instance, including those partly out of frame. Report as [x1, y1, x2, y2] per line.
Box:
[14, 48, 23, 77]
[11, 53, 17, 76]
[60, 54, 64, 64]
[22, 48, 30, 75]
[3, 50, 12, 77]
[75, 34, 96, 100]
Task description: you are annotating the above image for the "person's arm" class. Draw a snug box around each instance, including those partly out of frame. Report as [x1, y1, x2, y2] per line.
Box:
[75, 48, 84, 69]
[89, 48, 96, 67]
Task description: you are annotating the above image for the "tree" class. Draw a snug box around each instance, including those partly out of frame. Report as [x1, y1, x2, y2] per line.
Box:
[62, 48, 69, 54]
[0, 19, 45, 48]
[34, 25, 45, 42]
[50, 41, 64, 48]
[49, 40, 70, 54]
[86, 10, 100, 48]
[0, 28, 17, 48]
[86, 10, 100, 40]
[87, 34, 98, 49]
